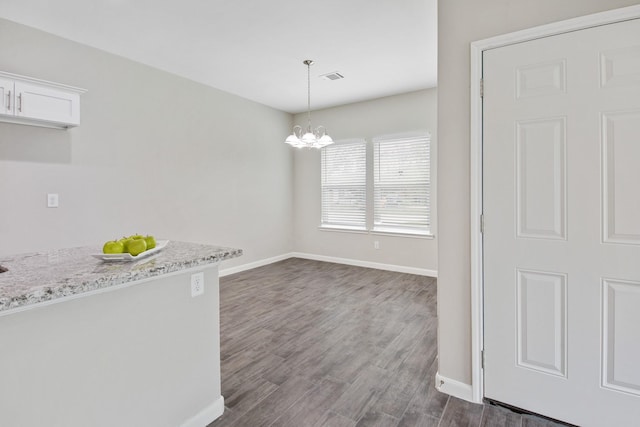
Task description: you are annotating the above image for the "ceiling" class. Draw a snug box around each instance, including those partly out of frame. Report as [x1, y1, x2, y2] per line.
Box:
[0, 0, 437, 114]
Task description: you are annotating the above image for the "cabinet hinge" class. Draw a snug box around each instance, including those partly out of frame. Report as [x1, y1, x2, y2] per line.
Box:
[480, 78, 484, 98]
[481, 349, 485, 369]
[480, 213, 485, 234]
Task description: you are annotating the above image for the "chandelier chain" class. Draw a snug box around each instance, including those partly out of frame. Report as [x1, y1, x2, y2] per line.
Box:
[307, 61, 311, 130]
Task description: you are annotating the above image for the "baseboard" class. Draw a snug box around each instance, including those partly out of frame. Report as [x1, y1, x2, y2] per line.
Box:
[291, 252, 438, 277]
[180, 395, 225, 427]
[435, 372, 477, 403]
[219, 253, 292, 277]
[220, 252, 437, 278]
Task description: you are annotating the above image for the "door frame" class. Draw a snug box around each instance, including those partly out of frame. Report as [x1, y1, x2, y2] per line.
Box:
[469, 4, 640, 404]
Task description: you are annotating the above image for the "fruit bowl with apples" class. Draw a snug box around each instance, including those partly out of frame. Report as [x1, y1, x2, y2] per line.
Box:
[93, 234, 169, 262]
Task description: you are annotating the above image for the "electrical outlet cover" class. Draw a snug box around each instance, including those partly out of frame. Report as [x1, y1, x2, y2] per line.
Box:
[191, 272, 204, 297]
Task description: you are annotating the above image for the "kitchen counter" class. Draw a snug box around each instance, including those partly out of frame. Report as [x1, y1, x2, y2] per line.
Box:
[0, 240, 242, 314]
[0, 240, 242, 427]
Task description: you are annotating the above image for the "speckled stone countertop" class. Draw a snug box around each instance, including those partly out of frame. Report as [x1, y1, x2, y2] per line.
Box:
[0, 241, 242, 315]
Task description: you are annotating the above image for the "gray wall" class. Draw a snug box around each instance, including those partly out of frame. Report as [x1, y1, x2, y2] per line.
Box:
[293, 89, 438, 273]
[437, 0, 639, 386]
[0, 18, 293, 268]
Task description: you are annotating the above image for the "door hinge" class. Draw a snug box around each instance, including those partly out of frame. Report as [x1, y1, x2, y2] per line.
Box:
[480, 213, 485, 234]
[481, 349, 485, 369]
[480, 78, 484, 98]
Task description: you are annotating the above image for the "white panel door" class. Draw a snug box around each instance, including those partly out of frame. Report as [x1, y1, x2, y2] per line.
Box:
[483, 18, 640, 427]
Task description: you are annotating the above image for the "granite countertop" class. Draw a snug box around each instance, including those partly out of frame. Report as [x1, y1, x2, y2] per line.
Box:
[0, 241, 242, 315]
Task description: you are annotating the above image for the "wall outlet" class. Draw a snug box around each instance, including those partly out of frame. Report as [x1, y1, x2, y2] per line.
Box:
[374, 240, 380, 250]
[47, 193, 59, 208]
[191, 272, 204, 297]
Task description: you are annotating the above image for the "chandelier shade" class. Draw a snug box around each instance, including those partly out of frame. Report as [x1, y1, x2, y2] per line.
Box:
[285, 60, 334, 149]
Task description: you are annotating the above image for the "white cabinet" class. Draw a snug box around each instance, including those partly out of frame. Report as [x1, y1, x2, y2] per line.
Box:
[0, 77, 14, 116]
[0, 71, 86, 129]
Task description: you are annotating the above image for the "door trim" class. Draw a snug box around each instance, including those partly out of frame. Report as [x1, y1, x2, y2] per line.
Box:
[469, 4, 640, 404]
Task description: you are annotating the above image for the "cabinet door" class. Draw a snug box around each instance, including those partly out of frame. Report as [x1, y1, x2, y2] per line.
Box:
[0, 78, 14, 116]
[15, 81, 80, 126]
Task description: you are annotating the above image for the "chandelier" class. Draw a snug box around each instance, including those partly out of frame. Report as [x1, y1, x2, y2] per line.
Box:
[284, 60, 334, 149]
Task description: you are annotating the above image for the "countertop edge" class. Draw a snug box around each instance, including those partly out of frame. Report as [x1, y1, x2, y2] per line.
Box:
[0, 244, 242, 315]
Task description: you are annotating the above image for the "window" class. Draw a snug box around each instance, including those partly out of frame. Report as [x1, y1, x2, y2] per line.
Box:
[373, 134, 431, 235]
[320, 133, 432, 237]
[320, 140, 367, 230]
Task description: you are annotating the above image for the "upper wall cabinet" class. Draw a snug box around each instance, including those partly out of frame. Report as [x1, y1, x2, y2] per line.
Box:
[0, 71, 86, 129]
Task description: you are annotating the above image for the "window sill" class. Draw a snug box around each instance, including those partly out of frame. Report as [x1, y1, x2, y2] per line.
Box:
[370, 229, 435, 239]
[318, 225, 368, 234]
[318, 225, 435, 239]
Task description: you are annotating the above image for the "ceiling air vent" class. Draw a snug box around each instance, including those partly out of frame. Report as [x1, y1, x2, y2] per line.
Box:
[319, 72, 344, 81]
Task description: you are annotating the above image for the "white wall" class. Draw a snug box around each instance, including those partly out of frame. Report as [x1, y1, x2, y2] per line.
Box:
[293, 89, 437, 274]
[0, 266, 222, 427]
[0, 18, 293, 268]
[437, 0, 639, 387]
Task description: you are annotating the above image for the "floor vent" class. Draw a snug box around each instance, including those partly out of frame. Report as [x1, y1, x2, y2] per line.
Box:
[484, 399, 578, 426]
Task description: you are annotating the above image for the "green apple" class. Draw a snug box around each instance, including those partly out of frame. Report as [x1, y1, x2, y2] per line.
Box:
[103, 240, 125, 254]
[129, 234, 145, 240]
[119, 237, 134, 252]
[144, 235, 156, 250]
[127, 238, 147, 256]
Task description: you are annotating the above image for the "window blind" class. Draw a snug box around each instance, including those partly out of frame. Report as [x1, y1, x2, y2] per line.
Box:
[373, 134, 431, 235]
[321, 140, 367, 230]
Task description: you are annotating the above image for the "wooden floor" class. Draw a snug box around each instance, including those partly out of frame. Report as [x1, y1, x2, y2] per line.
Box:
[209, 258, 567, 427]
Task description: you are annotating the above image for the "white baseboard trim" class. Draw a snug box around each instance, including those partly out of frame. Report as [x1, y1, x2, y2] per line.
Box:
[291, 252, 438, 277]
[180, 395, 225, 427]
[220, 252, 437, 278]
[219, 253, 292, 277]
[435, 372, 477, 403]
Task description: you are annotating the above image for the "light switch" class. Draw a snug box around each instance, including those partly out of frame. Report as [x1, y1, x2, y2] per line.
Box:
[47, 193, 59, 208]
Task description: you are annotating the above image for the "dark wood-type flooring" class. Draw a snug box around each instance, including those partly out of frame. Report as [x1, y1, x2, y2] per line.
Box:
[209, 258, 567, 427]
